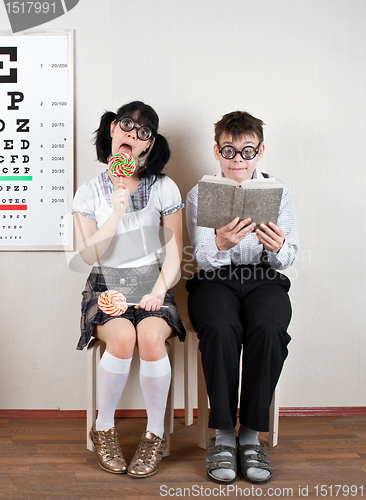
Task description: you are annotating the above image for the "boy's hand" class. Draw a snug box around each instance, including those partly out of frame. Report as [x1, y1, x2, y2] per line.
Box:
[215, 217, 256, 251]
[256, 222, 285, 253]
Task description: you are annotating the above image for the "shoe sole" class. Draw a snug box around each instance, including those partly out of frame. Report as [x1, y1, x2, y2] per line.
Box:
[127, 466, 160, 478]
[98, 461, 127, 474]
[207, 471, 236, 485]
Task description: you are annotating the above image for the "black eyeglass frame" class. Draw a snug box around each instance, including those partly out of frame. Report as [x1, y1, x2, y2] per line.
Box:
[218, 142, 262, 160]
[118, 117, 153, 141]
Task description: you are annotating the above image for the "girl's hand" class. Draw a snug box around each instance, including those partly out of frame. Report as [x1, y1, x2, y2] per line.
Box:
[136, 293, 166, 311]
[215, 217, 256, 251]
[111, 183, 129, 215]
[256, 222, 285, 253]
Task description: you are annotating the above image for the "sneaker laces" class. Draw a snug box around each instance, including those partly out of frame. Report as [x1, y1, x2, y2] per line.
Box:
[136, 438, 159, 462]
[99, 432, 122, 459]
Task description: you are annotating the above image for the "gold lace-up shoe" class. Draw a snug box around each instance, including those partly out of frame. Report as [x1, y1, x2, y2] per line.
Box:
[127, 431, 166, 478]
[89, 424, 127, 474]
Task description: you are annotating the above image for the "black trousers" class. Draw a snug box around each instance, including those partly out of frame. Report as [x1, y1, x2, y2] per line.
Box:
[186, 264, 292, 432]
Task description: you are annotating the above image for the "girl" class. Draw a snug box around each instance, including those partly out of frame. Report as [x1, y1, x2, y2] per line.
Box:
[73, 101, 185, 478]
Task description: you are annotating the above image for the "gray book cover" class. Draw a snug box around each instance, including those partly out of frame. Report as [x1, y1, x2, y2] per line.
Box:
[196, 176, 283, 229]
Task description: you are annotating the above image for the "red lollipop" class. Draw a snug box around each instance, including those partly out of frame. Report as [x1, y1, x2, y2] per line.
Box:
[108, 153, 136, 178]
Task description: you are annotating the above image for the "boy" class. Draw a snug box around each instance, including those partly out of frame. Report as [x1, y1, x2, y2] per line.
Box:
[186, 111, 299, 485]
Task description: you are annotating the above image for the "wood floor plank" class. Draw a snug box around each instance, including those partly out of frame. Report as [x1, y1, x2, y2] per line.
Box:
[0, 416, 366, 499]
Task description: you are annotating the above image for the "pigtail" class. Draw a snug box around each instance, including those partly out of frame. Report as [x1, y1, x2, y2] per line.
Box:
[94, 111, 117, 164]
[139, 133, 170, 180]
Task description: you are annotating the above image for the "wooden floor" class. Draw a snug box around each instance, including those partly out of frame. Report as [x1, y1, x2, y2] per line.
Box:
[1, 416, 366, 499]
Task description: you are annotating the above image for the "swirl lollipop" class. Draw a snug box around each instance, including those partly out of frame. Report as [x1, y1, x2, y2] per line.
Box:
[108, 153, 136, 179]
[98, 290, 128, 316]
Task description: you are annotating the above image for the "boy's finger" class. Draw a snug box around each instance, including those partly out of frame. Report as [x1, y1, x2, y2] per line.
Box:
[224, 217, 240, 230]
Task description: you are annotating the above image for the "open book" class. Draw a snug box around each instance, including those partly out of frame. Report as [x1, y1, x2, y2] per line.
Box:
[196, 175, 283, 229]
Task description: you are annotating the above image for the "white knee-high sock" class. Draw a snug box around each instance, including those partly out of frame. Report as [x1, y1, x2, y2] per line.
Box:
[95, 350, 132, 432]
[139, 354, 171, 439]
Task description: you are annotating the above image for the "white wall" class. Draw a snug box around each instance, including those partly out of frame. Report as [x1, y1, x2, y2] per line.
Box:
[0, 0, 365, 411]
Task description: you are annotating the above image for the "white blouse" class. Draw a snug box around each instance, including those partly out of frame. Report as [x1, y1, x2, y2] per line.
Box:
[73, 171, 183, 268]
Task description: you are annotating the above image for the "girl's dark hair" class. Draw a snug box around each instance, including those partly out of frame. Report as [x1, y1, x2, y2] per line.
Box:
[94, 101, 170, 180]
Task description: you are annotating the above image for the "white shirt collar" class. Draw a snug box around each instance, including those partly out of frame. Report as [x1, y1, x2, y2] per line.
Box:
[216, 168, 264, 181]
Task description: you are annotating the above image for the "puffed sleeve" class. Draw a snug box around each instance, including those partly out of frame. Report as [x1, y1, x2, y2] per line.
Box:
[156, 176, 184, 217]
[72, 181, 97, 219]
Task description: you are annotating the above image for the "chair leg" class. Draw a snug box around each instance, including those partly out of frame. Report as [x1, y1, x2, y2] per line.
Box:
[197, 344, 209, 449]
[163, 339, 174, 457]
[169, 338, 175, 434]
[268, 387, 279, 447]
[86, 338, 105, 452]
[184, 329, 194, 426]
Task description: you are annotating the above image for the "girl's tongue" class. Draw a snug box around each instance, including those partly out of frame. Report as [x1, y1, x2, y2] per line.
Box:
[119, 143, 132, 154]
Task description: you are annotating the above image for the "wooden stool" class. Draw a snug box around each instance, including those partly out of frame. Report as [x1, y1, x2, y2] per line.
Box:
[86, 337, 175, 457]
[184, 324, 279, 449]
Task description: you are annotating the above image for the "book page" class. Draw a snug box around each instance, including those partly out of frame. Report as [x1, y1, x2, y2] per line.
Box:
[241, 178, 280, 189]
[200, 175, 239, 186]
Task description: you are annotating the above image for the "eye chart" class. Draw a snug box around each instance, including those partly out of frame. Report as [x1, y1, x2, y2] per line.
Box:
[0, 31, 73, 250]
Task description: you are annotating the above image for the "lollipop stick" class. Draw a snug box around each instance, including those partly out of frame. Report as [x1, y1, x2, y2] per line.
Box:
[120, 176, 123, 207]
[127, 302, 169, 308]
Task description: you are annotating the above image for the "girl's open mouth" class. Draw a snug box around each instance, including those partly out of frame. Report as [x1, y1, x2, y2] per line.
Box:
[119, 143, 132, 153]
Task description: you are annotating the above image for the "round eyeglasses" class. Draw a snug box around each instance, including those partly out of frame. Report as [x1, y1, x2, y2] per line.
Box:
[118, 117, 153, 141]
[218, 143, 262, 160]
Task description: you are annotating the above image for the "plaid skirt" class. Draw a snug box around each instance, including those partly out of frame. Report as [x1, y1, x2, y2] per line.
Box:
[77, 265, 186, 350]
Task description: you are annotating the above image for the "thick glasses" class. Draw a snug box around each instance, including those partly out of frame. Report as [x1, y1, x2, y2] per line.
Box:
[118, 117, 153, 141]
[218, 143, 262, 160]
